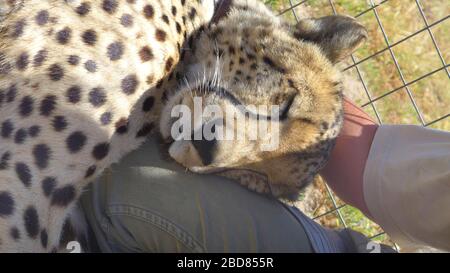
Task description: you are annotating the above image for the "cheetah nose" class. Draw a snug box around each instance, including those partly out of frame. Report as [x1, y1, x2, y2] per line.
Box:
[191, 136, 217, 166]
[190, 124, 218, 166]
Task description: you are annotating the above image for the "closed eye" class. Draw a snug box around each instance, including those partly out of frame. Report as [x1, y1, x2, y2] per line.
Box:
[196, 82, 295, 121]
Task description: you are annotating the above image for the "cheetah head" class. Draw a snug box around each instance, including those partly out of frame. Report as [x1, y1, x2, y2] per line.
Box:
[160, 3, 367, 200]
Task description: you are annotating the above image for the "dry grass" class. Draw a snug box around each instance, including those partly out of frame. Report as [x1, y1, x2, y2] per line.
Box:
[270, 0, 449, 129]
[267, 0, 449, 249]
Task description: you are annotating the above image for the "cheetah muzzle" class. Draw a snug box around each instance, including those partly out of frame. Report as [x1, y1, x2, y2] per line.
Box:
[0, 0, 366, 252]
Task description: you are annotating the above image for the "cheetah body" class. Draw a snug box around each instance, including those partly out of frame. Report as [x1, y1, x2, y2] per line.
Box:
[0, 0, 214, 252]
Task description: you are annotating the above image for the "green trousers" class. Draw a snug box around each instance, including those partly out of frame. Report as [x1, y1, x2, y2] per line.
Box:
[80, 137, 394, 253]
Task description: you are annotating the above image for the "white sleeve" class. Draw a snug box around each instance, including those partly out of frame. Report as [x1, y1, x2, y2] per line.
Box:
[363, 125, 450, 252]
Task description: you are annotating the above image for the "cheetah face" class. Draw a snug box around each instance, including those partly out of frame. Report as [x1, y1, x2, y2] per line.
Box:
[161, 9, 367, 200]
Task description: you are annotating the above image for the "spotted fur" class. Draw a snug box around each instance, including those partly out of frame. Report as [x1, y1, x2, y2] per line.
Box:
[0, 0, 366, 252]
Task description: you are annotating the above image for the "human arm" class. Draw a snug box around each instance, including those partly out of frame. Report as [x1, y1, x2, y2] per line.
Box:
[320, 97, 378, 217]
[320, 98, 450, 251]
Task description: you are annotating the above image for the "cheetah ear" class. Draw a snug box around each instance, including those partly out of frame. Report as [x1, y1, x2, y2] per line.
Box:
[292, 15, 367, 63]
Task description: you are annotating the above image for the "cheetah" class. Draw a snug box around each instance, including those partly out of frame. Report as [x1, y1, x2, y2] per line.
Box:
[0, 0, 367, 252]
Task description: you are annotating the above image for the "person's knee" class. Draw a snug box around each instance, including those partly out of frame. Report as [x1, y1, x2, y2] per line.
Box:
[105, 204, 205, 253]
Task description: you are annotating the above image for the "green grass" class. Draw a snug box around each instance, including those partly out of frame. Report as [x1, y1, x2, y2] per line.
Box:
[266, 0, 449, 248]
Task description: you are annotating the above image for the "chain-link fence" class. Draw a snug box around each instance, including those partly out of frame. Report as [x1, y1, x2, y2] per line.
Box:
[271, 0, 449, 250]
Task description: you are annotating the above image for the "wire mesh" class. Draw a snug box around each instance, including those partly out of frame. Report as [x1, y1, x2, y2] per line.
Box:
[274, 0, 449, 250]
